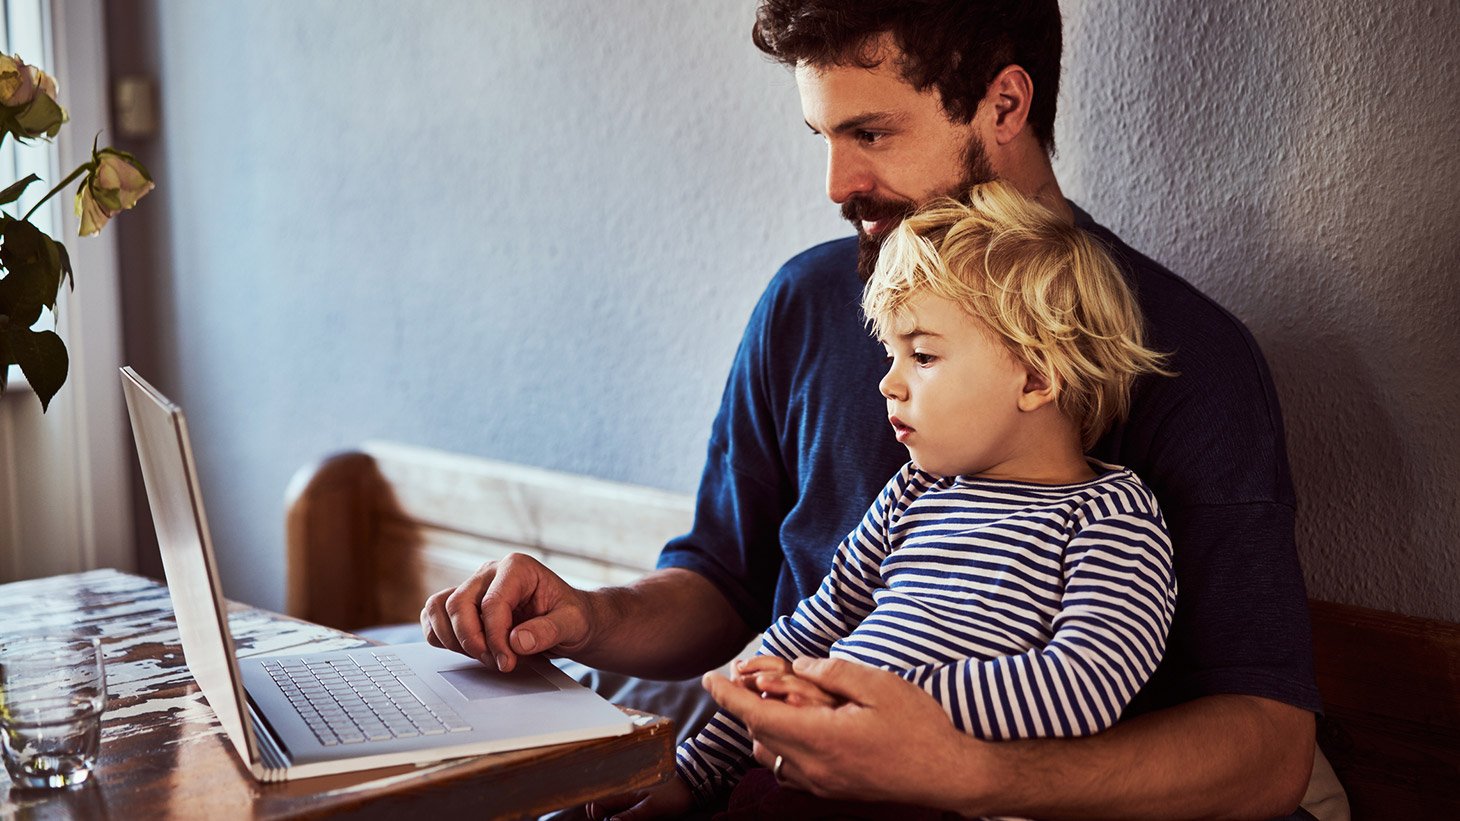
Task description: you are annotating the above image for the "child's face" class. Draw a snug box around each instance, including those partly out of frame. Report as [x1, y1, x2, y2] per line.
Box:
[879, 292, 1031, 478]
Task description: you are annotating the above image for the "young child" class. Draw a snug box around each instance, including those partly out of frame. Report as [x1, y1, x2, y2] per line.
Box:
[601, 181, 1176, 817]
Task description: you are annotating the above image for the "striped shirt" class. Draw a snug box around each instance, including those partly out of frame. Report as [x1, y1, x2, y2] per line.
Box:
[675, 461, 1177, 804]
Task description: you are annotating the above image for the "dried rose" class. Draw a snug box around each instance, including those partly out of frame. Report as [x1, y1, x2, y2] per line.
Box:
[0, 54, 35, 106]
[75, 148, 154, 237]
[30, 66, 57, 102]
[0, 53, 66, 139]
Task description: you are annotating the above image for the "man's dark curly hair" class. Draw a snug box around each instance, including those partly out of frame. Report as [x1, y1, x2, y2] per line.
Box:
[752, 0, 1062, 154]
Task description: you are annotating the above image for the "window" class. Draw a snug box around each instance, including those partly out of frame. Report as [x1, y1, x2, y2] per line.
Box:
[2, 0, 62, 386]
[0, 0, 133, 581]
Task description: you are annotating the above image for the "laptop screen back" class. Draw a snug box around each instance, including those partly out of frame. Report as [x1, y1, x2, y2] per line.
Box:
[120, 367, 258, 766]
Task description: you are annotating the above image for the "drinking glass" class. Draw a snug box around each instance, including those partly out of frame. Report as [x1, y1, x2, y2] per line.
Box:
[0, 636, 107, 789]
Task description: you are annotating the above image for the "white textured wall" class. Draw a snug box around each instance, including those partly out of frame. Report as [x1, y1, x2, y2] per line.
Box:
[112, 1, 1457, 620]
[1057, 1, 1460, 621]
[113, 0, 845, 610]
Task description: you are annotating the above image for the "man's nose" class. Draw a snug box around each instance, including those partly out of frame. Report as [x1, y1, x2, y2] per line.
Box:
[826, 143, 873, 204]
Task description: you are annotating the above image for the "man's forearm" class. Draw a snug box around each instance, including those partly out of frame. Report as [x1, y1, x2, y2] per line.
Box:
[944, 695, 1315, 820]
[573, 568, 755, 679]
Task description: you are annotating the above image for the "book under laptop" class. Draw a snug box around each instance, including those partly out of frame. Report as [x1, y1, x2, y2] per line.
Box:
[120, 366, 634, 781]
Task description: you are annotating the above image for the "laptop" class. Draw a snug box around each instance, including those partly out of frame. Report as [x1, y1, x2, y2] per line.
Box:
[120, 366, 635, 782]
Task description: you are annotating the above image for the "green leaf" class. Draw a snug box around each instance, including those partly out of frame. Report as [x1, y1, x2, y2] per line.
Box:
[0, 271, 28, 332]
[0, 313, 10, 396]
[0, 173, 39, 206]
[0, 326, 9, 392]
[14, 92, 65, 139]
[0, 218, 61, 323]
[56, 239, 73, 290]
[0, 288, 42, 329]
[42, 230, 60, 274]
[0, 269, 44, 330]
[8, 326, 67, 411]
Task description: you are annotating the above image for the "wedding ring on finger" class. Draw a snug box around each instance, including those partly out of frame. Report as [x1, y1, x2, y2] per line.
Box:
[773, 754, 785, 782]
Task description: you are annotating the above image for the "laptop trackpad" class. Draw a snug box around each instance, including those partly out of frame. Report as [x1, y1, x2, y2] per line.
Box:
[436, 666, 559, 701]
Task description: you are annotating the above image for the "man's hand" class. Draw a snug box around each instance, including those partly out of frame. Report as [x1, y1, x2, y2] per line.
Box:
[702, 657, 974, 805]
[707, 656, 1316, 818]
[422, 564, 752, 679]
[732, 656, 841, 708]
[421, 553, 596, 672]
[584, 773, 694, 820]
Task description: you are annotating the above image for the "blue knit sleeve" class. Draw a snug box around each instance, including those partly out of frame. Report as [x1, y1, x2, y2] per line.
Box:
[672, 465, 917, 805]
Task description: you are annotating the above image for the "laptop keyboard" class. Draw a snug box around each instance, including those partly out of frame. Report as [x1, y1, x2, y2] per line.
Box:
[262, 653, 472, 746]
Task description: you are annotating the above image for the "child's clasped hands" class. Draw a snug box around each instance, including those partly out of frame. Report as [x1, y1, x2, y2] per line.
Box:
[729, 655, 842, 708]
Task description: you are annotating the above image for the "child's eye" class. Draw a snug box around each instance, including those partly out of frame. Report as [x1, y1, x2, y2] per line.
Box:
[913, 352, 935, 366]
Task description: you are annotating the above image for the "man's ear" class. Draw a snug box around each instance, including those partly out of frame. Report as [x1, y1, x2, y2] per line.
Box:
[1017, 366, 1059, 413]
[984, 64, 1033, 147]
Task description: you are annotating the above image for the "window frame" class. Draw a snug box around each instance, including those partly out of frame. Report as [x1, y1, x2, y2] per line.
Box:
[0, 0, 133, 579]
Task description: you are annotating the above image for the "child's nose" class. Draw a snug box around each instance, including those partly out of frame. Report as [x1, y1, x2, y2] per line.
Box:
[879, 370, 906, 401]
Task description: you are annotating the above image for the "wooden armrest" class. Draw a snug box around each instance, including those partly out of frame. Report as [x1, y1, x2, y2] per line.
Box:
[1310, 599, 1460, 816]
[285, 450, 391, 629]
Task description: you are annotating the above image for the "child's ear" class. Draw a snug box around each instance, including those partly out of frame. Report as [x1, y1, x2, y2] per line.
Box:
[1017, 366, 1059, 412]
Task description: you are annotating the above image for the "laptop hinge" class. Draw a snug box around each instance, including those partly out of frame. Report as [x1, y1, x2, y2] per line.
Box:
[248, 701, 292, 781]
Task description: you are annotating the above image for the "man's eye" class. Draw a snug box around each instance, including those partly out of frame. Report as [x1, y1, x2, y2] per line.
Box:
[855, 130, 883, 145]
[913, 352, 935, 366]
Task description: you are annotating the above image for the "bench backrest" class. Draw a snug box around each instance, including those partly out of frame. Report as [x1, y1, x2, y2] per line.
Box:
[284, 441, 1460, 816]
[1309, 600, 1460, 817]
[285, 441, 690, 629]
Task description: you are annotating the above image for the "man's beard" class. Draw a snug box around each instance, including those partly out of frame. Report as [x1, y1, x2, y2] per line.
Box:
[844, 135, 996, 282]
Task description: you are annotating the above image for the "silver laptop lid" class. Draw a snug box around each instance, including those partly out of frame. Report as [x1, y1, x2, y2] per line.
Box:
[120, 366, 260, 767]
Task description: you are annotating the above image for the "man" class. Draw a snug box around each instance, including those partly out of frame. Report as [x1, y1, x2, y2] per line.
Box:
[424, 2, 1331, 817]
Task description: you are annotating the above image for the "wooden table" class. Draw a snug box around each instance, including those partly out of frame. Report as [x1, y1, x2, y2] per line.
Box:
[0, 570, 673, 819]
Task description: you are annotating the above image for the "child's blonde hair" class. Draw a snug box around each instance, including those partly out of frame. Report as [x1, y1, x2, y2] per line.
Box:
[862, 181, 1171, 449]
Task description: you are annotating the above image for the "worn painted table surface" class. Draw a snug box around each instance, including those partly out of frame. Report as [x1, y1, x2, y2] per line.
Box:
[0, 570, 672, 820]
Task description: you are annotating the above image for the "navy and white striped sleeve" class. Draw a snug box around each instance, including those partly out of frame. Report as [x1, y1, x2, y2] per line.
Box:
[673, 464, 915, 804]
[759, 463, 918, 659]
[900, 508, 1175, 740]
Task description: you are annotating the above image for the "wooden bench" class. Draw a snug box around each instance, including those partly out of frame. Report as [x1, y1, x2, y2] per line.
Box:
[285, 440, 1460, 818]
[284, 441, 689, 630]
